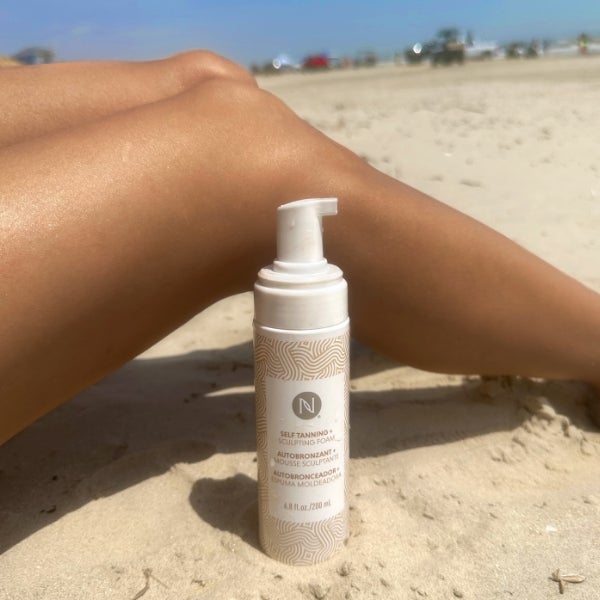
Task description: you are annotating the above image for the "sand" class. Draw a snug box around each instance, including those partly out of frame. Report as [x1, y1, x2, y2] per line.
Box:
[1, 56, 599, 599]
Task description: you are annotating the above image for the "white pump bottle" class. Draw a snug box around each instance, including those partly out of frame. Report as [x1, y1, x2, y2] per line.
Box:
[254, 198, 349, 565]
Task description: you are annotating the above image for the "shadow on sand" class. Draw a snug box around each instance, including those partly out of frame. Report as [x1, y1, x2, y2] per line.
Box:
[0, 339, 593, 554]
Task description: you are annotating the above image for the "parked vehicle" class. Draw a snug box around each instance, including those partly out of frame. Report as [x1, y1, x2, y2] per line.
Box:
[404, 42, 432, 64]
[302, 53, 329, 70]
[250, 53, 300, 75]
[505, 40, 540, 59]
[404, 28, 465, 66]
[431, 28, 465, 65]
[271, 53, 300, 71]
[464, 39, 500, 60]
[354, 50, 377, 67]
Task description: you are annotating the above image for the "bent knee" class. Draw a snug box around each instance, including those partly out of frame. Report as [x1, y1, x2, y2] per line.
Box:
[173, 78, 321, 184]
[167, 50, 257, 91]
[181, 78, 303, 144]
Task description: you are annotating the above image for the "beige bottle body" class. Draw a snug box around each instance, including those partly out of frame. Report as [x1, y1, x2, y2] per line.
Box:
[254, 320, 349, 565]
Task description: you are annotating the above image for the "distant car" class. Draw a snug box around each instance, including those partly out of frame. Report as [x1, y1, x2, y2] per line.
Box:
[404, 28, 465, 66]
[464, 40, 500, 60]
[354, 50, 377, 67]
[430, 39, 464, 65]
[505, 41, 540, 59]
[302, 54, 329, 70]
[250, 53, 301, 75]
[404, 42, 433, 64]
[271, 53, 300, 71]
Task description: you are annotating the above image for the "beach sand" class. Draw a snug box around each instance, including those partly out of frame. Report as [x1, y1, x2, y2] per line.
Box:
[1, 56, 599, 599]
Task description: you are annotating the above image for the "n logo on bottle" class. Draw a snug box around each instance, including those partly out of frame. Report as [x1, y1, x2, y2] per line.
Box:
[292, 392, 322, 420]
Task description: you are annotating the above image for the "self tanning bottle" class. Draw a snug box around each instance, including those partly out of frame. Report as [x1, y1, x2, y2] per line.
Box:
[254, 198, 349, 565]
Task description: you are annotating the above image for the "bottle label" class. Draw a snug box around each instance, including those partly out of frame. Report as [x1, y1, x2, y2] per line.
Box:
[265, 372, 345, 523]
[254, 324, 349, 563]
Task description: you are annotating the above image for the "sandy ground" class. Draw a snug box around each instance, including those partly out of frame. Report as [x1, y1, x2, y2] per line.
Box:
[1, 56, 599, 599]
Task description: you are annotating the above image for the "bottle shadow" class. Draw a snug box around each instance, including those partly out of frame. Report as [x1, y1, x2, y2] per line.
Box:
[189, 474, 260, 551]
[0, 339, 593, 555]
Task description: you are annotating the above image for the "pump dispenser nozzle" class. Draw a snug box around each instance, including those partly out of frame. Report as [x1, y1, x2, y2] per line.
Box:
[274, 198, 337, 274]
[255, 197, 346, 330]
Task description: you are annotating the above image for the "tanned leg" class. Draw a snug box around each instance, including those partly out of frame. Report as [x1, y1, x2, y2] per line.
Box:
[0, 50, 255, 147]
[1, 67, 599, 445]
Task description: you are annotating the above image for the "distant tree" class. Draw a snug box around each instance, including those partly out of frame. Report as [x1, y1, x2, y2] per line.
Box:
[12, 47, 55, 65]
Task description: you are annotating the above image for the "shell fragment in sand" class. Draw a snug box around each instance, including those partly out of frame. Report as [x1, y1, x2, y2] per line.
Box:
[550, 569, 585, 594]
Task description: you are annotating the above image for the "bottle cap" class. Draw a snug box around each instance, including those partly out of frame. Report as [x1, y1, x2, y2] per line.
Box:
[274, 198, 338, 275]
[254, 198, 347, 330]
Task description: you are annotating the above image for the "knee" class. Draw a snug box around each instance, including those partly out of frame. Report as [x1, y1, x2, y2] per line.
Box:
[180, 78, 301, 172]
[170, 76, 365, 203]
[167, 50, 257, 91]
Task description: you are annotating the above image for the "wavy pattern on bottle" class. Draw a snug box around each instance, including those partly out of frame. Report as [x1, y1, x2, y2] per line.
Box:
[259, 512, 348, 565]
[255, 336, 348, 381]
[254, 329, 349, 564]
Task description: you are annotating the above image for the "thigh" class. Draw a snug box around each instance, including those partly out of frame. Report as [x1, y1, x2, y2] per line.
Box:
[0, 74, 343, 444]
[0, 50, 255, 147]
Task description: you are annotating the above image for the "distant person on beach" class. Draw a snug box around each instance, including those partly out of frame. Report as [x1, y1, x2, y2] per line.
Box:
[578, 33, 589, 54]
[0, 51, 599, 445]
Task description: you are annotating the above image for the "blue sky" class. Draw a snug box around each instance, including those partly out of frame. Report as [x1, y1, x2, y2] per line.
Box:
[1, 1, 598, 65]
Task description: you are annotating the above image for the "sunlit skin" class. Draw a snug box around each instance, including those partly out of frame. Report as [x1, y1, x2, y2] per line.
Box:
[1, 51, 599, 445]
